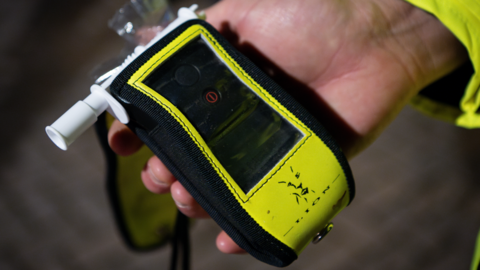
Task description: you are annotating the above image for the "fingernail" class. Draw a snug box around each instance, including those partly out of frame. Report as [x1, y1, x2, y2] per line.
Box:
[173, 198, 190, 209]
[148, 165, 168, 187]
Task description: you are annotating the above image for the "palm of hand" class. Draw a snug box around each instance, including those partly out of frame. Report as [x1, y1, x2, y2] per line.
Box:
[206, 0, 463, 157]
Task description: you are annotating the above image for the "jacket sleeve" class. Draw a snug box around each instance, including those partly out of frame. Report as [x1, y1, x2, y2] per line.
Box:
[405, 0, 480, 129]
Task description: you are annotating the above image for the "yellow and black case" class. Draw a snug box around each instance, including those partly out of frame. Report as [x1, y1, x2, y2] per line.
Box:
[109, 19, 355, 267]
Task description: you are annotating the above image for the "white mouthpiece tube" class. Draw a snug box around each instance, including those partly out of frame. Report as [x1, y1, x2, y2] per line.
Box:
[46, 91, 108, 150]
[46, 85, 129, 150]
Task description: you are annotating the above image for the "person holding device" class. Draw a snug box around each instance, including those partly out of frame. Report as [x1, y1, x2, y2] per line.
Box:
[107, 0, 478, 266]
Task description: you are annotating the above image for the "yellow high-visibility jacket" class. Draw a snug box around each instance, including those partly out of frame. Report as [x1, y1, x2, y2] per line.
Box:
[405, 1, 480, 269]
[405, 0, 480, 129]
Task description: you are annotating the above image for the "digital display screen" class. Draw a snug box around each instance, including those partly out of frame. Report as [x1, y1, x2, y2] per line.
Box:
[143, 36, 303, 194]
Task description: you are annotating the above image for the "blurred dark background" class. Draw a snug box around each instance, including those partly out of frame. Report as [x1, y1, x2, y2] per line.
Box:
[1, 0, 479, 269]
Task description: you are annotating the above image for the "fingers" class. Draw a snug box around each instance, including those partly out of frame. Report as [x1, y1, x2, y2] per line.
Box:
[107, 119, 210, 218]
[141, 156, 210, 218]
[216, 231, 246, 254]
[171, 181, 210, 219]
[142, 156, 245, 254]
[141, 155, 176, 194]
[106, 113, 242, 254]
[143, 158, 244, 252]
[108, 120, 143, 156]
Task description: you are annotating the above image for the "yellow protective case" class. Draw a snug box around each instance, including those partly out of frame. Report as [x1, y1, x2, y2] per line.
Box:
[110, 19, 355, 267]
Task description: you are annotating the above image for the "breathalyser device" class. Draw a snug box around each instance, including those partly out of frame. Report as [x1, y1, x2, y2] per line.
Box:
[46, 5, 355, 267]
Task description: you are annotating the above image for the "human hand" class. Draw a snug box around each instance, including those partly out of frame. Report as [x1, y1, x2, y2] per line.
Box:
[109, 0, 467, 254]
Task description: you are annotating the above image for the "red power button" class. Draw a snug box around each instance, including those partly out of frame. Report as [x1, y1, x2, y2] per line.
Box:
[205, 91, 219, 104]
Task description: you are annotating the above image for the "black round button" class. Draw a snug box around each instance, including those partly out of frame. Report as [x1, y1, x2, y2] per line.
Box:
[174, 65, 200, 86]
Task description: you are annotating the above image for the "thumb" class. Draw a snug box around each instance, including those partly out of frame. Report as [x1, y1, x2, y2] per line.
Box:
[203, 0, 252, 31]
